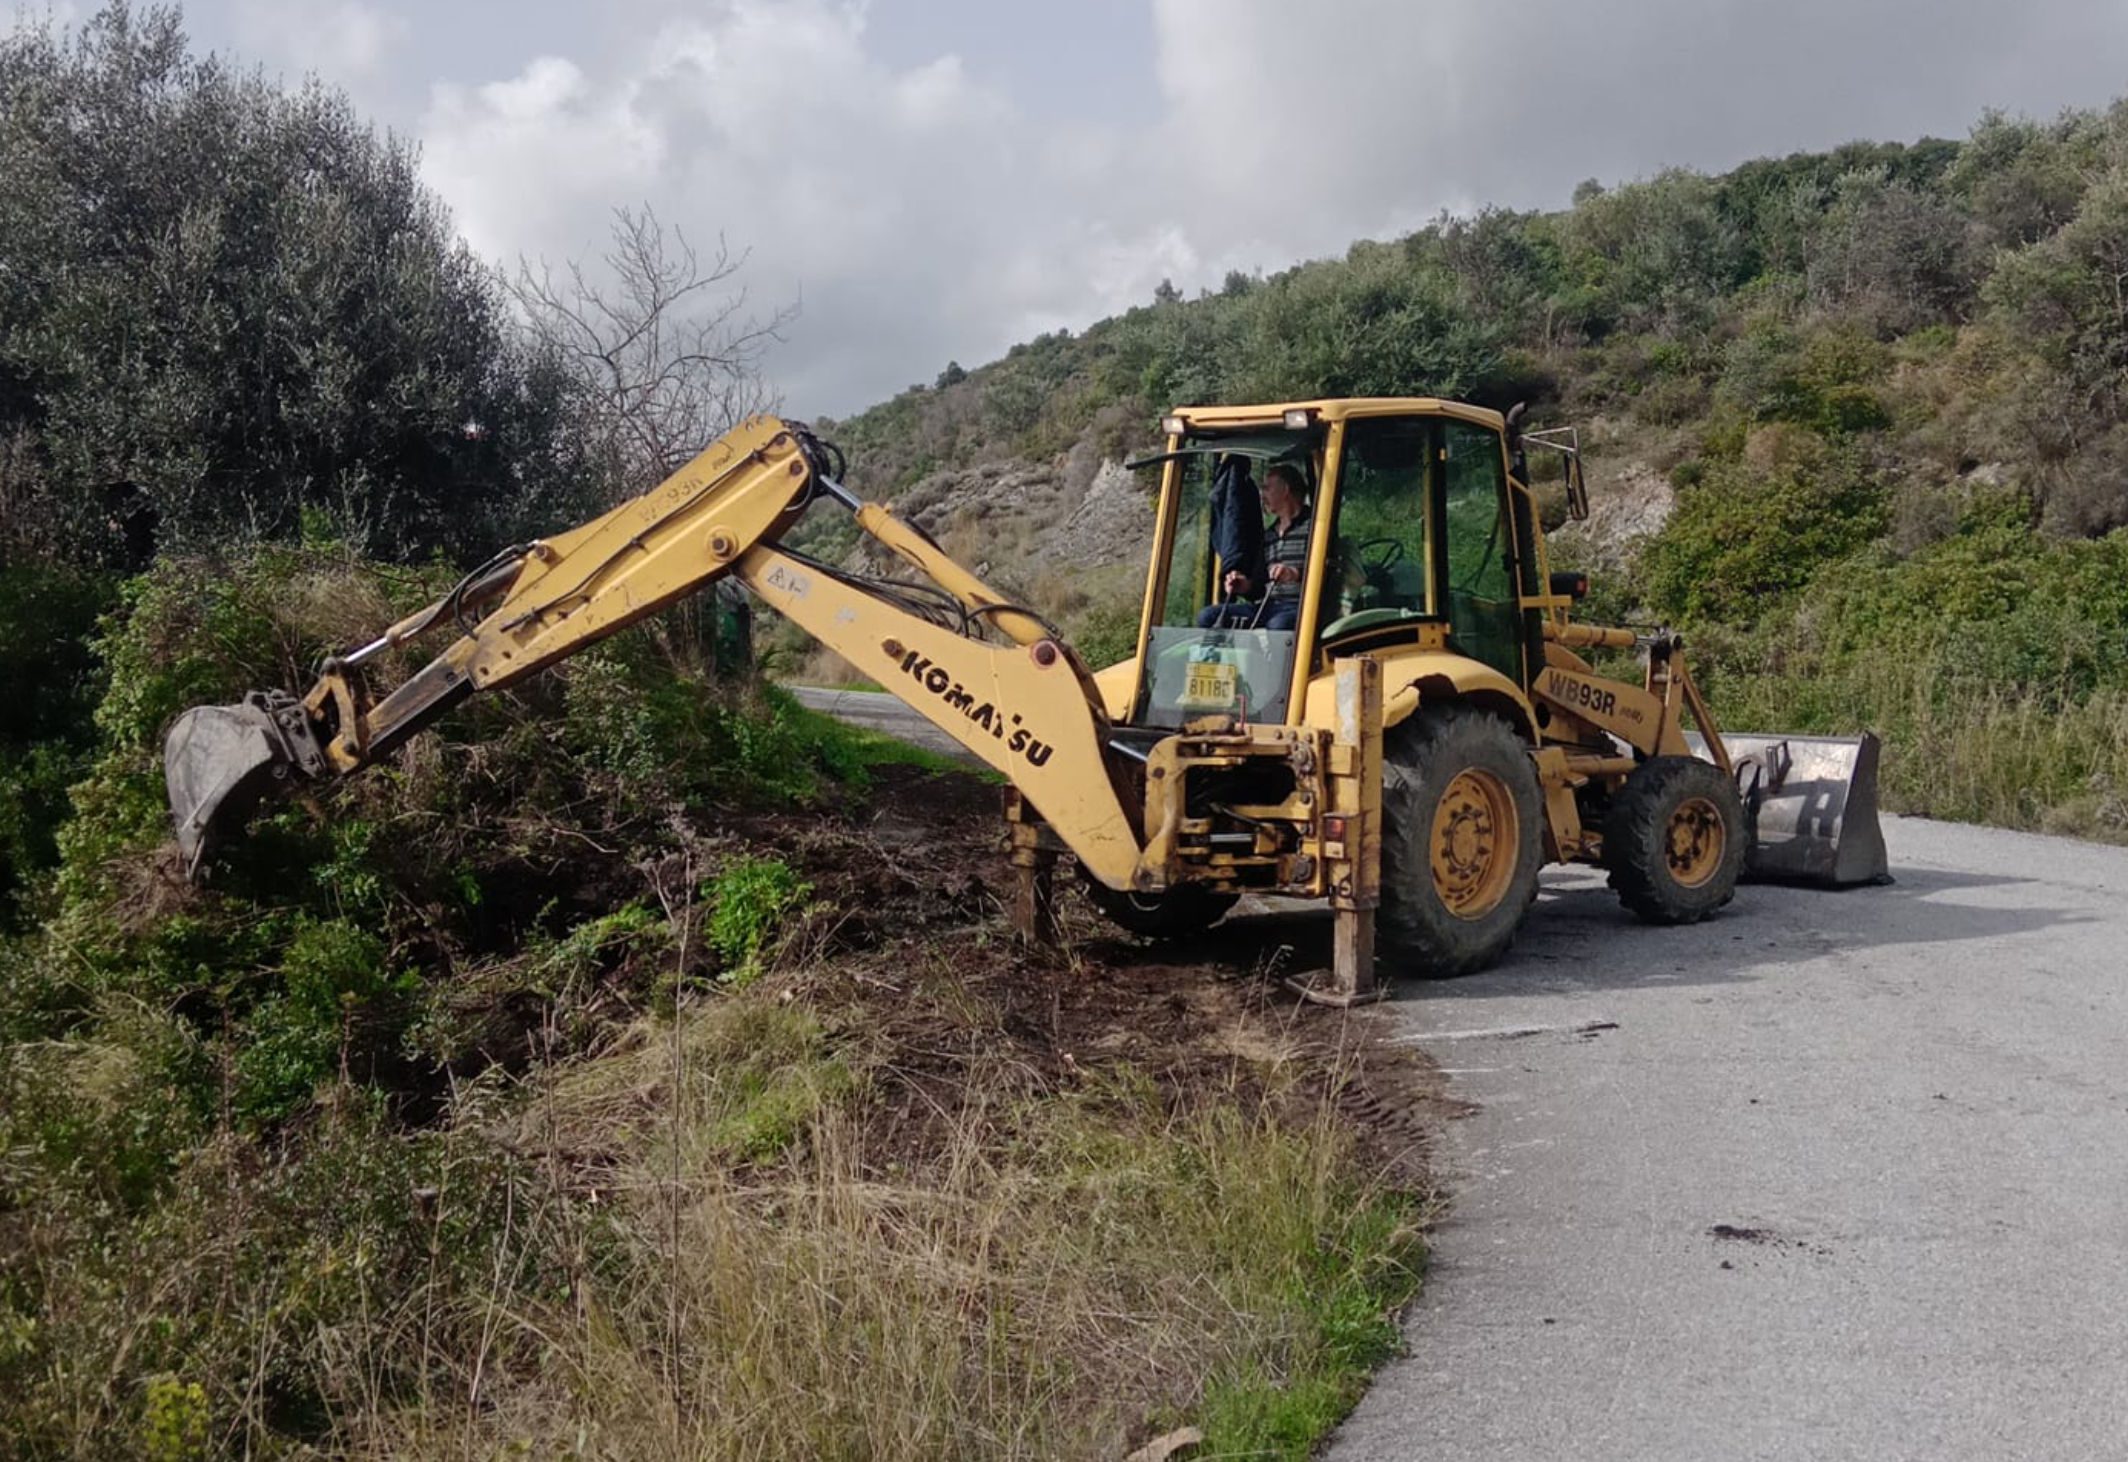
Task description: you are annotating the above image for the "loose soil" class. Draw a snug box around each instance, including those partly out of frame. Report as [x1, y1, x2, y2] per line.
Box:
[726, 763, 1451, 1190]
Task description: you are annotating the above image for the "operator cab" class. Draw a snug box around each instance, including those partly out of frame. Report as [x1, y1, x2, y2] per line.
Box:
[1124, 400, 1539, 730]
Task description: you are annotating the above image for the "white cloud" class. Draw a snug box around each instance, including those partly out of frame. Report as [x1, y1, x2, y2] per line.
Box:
[417, 0, 1184, 412]
[229, 0, 408, 79]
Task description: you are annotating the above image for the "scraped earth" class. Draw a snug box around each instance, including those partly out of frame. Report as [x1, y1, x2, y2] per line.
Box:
[743, 763, 1447, 1184]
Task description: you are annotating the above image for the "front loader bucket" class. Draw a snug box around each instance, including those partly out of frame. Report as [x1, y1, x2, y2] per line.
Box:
[1713, 732, 1891, 887]
[164, 693, 322, 878]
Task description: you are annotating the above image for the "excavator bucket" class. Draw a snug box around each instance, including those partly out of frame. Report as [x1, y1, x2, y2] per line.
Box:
[164, 693, 323, 877]
[1716, 732, 1891, 887]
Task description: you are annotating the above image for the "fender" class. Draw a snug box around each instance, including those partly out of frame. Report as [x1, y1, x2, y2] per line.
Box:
[1303, 648, 1538, 744]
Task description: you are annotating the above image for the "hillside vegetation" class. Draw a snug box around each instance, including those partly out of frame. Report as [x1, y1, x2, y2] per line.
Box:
[821, 101, 2128, 839]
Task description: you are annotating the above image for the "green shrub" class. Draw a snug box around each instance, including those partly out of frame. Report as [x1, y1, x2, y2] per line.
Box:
[1070, 596, 1143, 670]
[1716, 322, 1892, 435]
[0, 563, 112, 913]
[141, 1376, 212, 1462]
[233, 919, 410, 1122]
[705, 855, 812, 981]
[1637, 437, 1887, 623]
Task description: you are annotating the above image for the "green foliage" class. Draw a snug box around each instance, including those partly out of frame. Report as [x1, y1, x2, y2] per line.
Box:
[561, 643, 869, 809]
[1947, 108, 2111, 247]
[1192, 1177, 1420, 1459]
[1070, 595, 1143, 671]
[1638, 437, 1887, 623]
[705, 855, 811, 980]
[1715, 322, 1892, 434]
[1560, 168, 1747, 335]
[3, 541, 880, 1165]
[0, 1086, 551, 1456]
[141, 1375, 211, 1462]
[234, 918, 411, 1122]
[0, 564, 111, 913]
[0, 4, 590, 566]
[685, 999, 852, 1161]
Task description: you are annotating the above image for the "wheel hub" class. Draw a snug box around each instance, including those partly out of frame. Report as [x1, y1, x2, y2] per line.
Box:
[1665, 795, 1726, 888]
[1431, 768, 1518, 919]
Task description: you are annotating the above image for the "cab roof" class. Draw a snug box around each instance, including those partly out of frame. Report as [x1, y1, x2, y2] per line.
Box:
[1164, 397, 1507, 433]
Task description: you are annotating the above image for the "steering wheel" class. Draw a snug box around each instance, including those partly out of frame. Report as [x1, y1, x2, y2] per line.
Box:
[1353, 537, 1405, 571]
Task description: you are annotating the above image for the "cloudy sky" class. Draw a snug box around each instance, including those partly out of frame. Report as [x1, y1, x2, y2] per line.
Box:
[14, 0, 2128, 414]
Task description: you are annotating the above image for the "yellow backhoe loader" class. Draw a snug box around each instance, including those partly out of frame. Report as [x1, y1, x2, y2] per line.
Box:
[163, 401, 1886, 1001]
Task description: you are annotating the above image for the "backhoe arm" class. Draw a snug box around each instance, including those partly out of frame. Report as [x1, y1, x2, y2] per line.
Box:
[164, 417, 1143, 887]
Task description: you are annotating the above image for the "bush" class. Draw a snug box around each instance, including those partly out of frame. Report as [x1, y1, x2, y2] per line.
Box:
[0, 563, 111, 915]
[706, 855, 812, 981]
[0, 5, 589, 565]
[1636, 436, 1887, 623]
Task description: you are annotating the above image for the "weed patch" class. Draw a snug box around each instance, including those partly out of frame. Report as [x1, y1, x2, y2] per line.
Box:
[705, 855, 812, 981]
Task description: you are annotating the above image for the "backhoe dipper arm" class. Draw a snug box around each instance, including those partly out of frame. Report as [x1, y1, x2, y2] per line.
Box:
[163, 416, 1144, 888]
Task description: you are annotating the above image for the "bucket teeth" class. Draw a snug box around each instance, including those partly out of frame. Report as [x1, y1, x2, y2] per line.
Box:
[164, 692, 324, 877]
[1720, 732, 1890, 887]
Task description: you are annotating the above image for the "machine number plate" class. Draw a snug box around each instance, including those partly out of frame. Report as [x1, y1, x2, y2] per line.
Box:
[1180, 660, 1239, 710]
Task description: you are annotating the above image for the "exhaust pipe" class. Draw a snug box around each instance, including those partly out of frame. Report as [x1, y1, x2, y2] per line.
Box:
[164, 692, 326, 877]
[1713, 732, 1891, 887]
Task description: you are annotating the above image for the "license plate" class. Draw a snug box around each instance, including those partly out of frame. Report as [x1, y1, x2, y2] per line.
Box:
[1180, 660, 1238, 710]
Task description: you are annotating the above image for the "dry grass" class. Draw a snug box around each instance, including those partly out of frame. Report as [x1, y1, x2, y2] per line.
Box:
[0, 930, 1423, 1460]
[333, 961, 1421, 1461]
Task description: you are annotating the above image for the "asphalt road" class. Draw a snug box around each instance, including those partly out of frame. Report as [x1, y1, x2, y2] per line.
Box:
[1333, 817, 2128, 1462]
[790, 684, 978, 764]
[791, 690, 2128, 1459]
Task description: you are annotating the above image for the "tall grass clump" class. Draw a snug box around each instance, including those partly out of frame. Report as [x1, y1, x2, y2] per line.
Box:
[378, 987, 1423, 1462]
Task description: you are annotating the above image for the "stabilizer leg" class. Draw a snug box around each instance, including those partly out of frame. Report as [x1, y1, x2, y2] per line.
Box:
[1004, 790, 1059, 945]
[1287, 657, 1386, 1007]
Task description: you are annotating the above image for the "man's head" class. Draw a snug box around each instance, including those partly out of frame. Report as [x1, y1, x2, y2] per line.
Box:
[1259, 462, 1307, 518]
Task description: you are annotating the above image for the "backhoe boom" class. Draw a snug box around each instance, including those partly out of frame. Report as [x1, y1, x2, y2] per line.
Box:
[164, 416, 1142, 886]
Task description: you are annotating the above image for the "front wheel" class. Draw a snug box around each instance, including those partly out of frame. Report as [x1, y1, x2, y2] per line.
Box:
[1378, 706, 1545, 977]
[1602, 756, 1747, 924]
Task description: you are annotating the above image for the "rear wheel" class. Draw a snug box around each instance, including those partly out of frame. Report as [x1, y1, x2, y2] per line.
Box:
[1603, 756, 1747, 924]
[1379, 706, 1544, 977]
[1082, 878, 1238, 939]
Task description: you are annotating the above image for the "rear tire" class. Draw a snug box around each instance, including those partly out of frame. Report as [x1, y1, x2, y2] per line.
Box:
[1603, 756, 1747, 924]
[1379, 706, 1544, 978]
[1082, 878, 1237, 939]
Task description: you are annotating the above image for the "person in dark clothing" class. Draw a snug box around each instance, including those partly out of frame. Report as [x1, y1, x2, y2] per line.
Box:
[1206, 455, 1265, 600]
[1197, 462, 1310, 631]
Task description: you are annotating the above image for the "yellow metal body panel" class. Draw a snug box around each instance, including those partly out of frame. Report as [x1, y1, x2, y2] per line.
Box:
[1297, 648, 1536, 741]
[740, 545, 1142, 889]
[1532, 663, 1690, 757]
[1090, 657, 1139, 721]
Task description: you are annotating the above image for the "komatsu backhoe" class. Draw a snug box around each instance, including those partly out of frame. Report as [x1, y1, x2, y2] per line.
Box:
[164, 401, 1886, 1002]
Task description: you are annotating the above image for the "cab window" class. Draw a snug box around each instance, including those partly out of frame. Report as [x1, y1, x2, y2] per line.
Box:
[1440, 421, 1521, 679]
[1326, 417, 1433, 636]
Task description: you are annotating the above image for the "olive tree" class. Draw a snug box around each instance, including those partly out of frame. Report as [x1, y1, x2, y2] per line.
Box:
[0, 3, 589, 567]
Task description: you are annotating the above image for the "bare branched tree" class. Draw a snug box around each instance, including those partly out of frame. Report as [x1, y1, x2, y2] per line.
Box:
[511, 206, 797, 500]
[510, 208, 794, 678]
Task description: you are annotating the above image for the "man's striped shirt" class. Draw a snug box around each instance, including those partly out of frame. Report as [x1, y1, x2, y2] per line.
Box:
[1265, 510, 1311, 601]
